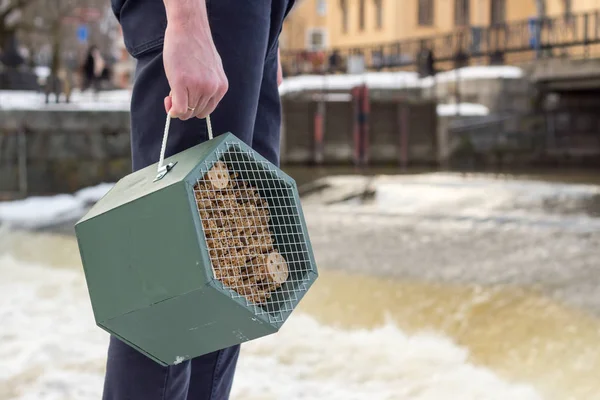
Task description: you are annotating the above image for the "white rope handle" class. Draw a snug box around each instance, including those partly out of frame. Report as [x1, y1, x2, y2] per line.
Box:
[157, 114, 213, 172]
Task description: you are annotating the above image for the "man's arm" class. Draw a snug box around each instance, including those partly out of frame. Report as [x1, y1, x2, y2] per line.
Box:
[162, 0, 228, 120]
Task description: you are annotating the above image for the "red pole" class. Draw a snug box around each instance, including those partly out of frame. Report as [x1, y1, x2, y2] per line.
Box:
[313, 102, 325, 165]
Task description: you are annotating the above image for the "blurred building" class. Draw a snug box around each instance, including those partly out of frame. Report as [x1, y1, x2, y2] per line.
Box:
[279, 0, 600, 169]
[282, 0, 598, 51]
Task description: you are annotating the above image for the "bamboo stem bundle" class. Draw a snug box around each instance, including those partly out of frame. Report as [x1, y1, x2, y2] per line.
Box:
[194, 161, 289, 304]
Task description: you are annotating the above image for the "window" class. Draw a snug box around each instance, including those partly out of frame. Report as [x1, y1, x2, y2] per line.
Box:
[340, 0, 349, 33]
[418, 0, 434, 26]
[490, 0, 505, 25]
[306, 28, 327, 50]
[316, 0, 326, 16]
[374, 0, 383, 29]
[359, 0, 366, 31]
[454, 0, 469, 26]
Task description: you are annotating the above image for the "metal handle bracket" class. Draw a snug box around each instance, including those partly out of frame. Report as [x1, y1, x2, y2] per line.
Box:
[154, 161, 178, 182]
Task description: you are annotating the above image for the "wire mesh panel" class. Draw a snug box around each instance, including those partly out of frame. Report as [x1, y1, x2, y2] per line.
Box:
[193, 141, 314, 324]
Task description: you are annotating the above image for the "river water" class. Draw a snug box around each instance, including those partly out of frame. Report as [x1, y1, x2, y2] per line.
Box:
[1, 169, 600, 400]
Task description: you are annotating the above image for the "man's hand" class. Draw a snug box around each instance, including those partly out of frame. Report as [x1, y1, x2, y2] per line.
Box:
[163, 0, 228, 120]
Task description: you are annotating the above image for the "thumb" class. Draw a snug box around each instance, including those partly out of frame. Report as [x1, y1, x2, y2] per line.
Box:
[169, 86, 187, 118]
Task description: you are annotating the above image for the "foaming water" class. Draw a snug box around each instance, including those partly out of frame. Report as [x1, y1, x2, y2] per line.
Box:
[2, 232, 600, 399]
[233, 314, 540, 400]
[372, 173, 600, 221]
[306, 173, 600, 232]
[298, 272, 600, 400]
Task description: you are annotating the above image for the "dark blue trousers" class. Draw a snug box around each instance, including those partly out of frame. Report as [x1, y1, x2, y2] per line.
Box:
[104, 1, 293, 399]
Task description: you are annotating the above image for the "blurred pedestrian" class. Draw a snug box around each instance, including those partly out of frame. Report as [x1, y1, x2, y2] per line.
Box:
[103, 0, 295, 399]
[81, 45, 105, 94]
[329, 49, 342, 73]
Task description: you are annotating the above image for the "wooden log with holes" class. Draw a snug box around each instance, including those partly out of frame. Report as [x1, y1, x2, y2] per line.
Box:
[238, 251, 289, 304]
[206, 161, 230, 189]
[243, 251, 289, 284]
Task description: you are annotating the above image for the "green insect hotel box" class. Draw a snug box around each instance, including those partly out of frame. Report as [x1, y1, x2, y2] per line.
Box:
[75, 131, 319, 366]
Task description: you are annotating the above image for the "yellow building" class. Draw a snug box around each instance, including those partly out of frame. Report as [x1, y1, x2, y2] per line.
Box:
[281, 0, 600, 51]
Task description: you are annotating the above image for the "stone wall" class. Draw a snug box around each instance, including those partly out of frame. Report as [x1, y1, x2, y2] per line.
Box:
[281, 98, 439, 165]
[370, 100, 438, 164]
[423, 76, 533, 114]
[0, 110, 131, 194]
[0, 99, 440, 195]
[281, 100, 317, 164]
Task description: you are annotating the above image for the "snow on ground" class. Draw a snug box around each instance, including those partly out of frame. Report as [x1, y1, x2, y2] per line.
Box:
[421, 65, 524, 85]
[370, 173, 600, 220]
[0, 87, 490, 116]
[436, 102, 489, 117]
[279, 66, 524, 95]
[0, 88, 489, 116]
[0, 183, 113, 228]
[0, 90, 131, 111]
[278, 71, 421, 94]
[300, 172, 600, 232]
[0, 66, 523, 111]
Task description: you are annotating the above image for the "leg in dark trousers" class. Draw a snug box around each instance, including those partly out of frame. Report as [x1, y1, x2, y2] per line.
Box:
[102, 0, 293, 399]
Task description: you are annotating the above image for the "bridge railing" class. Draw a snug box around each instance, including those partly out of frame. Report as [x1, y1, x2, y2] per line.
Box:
[281, 10, 600, 77]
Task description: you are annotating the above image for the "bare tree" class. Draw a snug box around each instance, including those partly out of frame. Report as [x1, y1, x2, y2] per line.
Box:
[18, 0, 79, 75]
[0, 0, 37, 50]
[18, 0, 112, 73]
[11, 0, 110, 100]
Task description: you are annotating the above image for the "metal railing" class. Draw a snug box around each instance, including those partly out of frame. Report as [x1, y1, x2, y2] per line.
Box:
[281, 10, 600, 76]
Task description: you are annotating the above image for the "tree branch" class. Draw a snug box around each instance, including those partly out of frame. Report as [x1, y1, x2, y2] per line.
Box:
[1, 0, 36, 19]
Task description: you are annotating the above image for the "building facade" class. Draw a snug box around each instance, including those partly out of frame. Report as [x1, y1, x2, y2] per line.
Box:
[281, 0, 599, 51]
